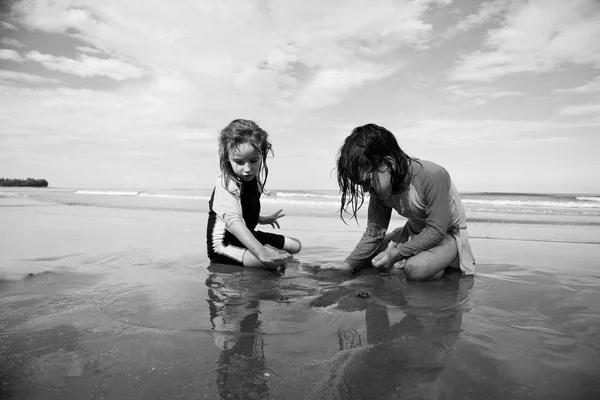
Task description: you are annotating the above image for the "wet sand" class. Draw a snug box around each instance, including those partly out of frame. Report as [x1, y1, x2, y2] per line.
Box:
[1, 198, 600, 399]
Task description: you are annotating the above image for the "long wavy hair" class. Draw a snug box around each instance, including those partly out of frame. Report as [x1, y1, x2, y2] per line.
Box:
[336, 123, 419, 223]
[218, 119, 272, 194]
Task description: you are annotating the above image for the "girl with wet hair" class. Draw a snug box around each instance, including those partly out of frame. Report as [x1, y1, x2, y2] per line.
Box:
[327, 123, 475, 281]
[206, 119, 301, 269]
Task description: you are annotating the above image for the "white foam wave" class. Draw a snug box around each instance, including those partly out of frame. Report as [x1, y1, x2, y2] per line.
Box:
[463, 199, 600, 209]
[262, 198, 339, 207]
[70, 189, 599, 211]
[75, 190, 210, 201]
[468, 207, 600, 216]
[0, 191, 23, 197]
[138, 192, 210, 201]
[75, 190, 140, 196]
[577, 196, 600, 202]
[275, 191, 339, 200]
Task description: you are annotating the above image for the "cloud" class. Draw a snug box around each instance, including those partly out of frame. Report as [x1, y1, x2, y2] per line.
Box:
[560, 102, 600, 116]
[0, 48, 24, 62]
[2, 0, 600, 192]
[0, 83, 214, 155]
[0, 38, 24, 47]
[1, 21, 18, 30]
[443, 0, 517, 39]
[445, 85, 523, 105]
[8, 0, 447, 110]
[0, 79, 218, 190]
[25, 51, 145, 80]
[10, 1, 96, 33]
[297, 64, 398, 108]
[390, 117, 600, 144]
[554, 75, 600, 93]
[448, 89, 487, 106]
[450, 0, 600, 82]
[0, 69, 63, 85]
[2, 0, 451, 189]
[76, 45, 102, 55]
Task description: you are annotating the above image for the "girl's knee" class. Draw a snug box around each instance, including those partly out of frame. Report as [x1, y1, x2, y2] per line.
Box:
[403, 260, 425, 281]
[404, 259, 443, 281]
[285, 237, 302, 254]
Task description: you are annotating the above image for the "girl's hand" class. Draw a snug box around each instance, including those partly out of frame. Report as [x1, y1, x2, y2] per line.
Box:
[259, 245, 292, 269]
[259, 209, 285, 229]
[372, 241, 400, 271]
[321, 261, 354, 271]
[371, 252, 394, 271]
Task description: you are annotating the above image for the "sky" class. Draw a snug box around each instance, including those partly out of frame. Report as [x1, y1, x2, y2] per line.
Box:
[1, 0, 599, 193]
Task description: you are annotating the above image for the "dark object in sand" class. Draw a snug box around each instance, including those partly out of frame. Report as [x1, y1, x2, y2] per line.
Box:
[356, 291, 370, 298]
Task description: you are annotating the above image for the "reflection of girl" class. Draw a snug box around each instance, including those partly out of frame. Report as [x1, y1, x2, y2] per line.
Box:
[214, 300, 269, 400]
[206, 266, 270, 399]
[327, 123, 475, 281]
[315, 271, 474, 399]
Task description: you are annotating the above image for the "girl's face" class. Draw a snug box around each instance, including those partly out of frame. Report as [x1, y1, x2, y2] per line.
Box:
[359, 164, 393, 202]
[228, 142, 262, 182]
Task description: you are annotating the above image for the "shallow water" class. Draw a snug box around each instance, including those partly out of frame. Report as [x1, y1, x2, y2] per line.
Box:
[1, 189, 600, 399]
[1, 254, 599, 399]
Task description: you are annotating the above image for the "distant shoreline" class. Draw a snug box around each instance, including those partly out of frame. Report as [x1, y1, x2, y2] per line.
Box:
[0, 178, 48, 187]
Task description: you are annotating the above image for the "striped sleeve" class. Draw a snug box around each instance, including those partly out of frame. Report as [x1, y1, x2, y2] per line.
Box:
[212, 177, 244, 227]
[397, 164, 450, 257]
[344, 195, 392, 270]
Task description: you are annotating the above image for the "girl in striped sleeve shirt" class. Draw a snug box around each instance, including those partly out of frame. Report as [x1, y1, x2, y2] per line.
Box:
[326, 123, 475, 281]
[206, 119, 302, 269]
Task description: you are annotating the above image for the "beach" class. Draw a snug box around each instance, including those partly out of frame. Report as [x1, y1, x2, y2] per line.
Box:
[1, 188, 600, 399]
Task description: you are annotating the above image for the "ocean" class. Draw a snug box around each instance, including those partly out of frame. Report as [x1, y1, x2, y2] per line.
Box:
[1, 186, 599, 399]
[4, 186, 600, 243]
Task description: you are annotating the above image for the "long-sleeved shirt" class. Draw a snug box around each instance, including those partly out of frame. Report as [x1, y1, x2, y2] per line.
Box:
[344, 160, 470, 270]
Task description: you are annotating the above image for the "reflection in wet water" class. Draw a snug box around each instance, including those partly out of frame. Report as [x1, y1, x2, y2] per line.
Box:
[204, 262, 355, 399]
[308, 269, 474, 399]
[206, 264, 275, 399]
[203, 263, 477, 400]
[2, 257, 600, 399]
[208, 293, 268, 398]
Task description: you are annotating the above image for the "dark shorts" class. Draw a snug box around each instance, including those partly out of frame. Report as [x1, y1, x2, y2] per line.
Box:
[208, 230, 286, 266]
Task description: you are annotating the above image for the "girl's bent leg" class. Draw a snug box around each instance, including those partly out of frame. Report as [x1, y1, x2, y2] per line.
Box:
[241, 250, 272, 269]
[403, 234, 458, 281]
[284, 236, 302, 254]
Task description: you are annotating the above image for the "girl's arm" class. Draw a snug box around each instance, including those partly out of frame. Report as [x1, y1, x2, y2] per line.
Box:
[228, 220, 289, 266]
[344, 195, 392, 271]
[383, 165, 450, 264]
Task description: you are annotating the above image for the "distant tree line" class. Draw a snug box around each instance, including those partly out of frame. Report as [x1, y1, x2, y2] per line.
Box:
[0, 178, 48, 187]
